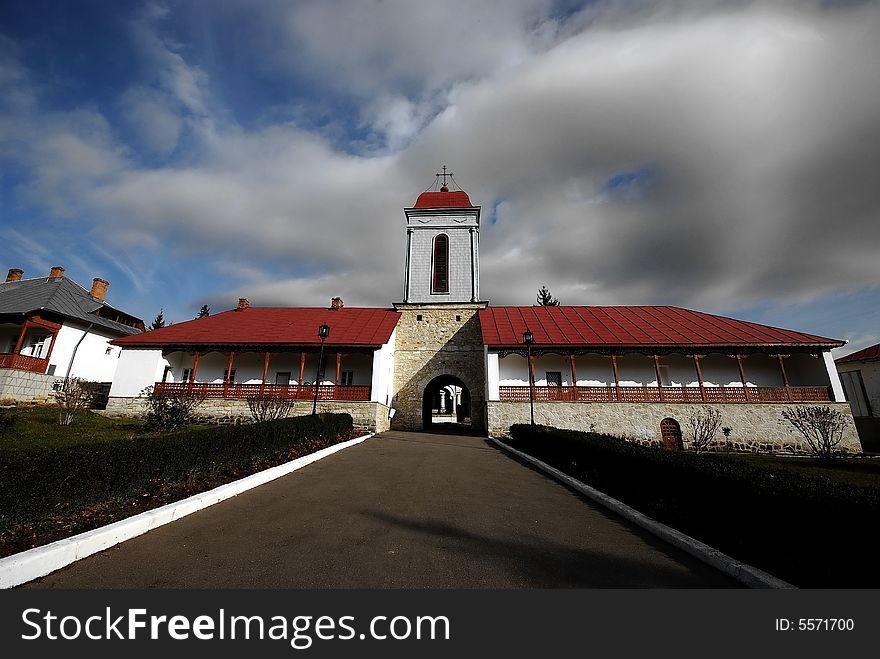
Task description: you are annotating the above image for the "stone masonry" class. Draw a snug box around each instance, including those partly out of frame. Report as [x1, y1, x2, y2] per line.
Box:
[105, 396, 391, 433]
[0, 369, 57, 402]
[391, 302, 488, 433]
[487, 400, 862, 453]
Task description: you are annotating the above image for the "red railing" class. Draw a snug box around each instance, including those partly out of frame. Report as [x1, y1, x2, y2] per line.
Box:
[0, 353, 49, 374]
[153, 382, 371, 401]
[497, 385, 832, 403]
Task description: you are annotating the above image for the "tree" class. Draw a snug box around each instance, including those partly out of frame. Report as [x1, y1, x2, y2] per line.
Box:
[688, 408, 722, 453]
[781, 406, 847, 459]
[54, 378, 96, 426]
[196, 304, 210, 318]
[536, 285, 559, 306]
[151, 308, 166, 330]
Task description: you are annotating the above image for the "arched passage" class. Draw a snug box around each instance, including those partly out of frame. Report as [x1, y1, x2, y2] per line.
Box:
[422, 375, 472, 431]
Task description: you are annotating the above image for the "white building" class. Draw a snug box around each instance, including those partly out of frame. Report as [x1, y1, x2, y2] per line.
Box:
[0, 266, 144, 401]
[836, 343, 880, 418]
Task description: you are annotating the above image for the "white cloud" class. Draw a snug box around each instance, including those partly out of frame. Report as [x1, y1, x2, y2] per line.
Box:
[4, 0, 880, 321]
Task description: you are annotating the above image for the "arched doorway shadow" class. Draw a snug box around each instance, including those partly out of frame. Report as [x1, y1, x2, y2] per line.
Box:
[422, 375, 474, 434]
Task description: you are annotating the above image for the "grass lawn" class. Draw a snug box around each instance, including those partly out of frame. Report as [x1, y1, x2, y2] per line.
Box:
[0, 405, 213, 450]
[507, 425, 880, 588]
[0, 406, 355, 559]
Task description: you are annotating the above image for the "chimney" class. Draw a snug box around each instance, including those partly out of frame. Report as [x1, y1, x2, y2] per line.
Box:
[49, 266, 65, 279]
[237, 297, 250, 310]
[331, 296, 344, 310]
[90, 277, 109, 302]
[5, 268, 23, 283]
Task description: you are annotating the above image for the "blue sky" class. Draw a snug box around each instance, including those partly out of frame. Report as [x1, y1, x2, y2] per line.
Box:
[1, 0, 878, 356]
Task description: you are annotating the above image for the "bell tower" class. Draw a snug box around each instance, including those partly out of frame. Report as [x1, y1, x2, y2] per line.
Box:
[392, 169, 488, 434]
[401, 167, 481, 304]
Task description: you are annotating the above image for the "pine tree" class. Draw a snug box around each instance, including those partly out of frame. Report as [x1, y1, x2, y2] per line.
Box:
[536, 285, 560, 306]
[196, 304, 210, 318]
[150, 308, 166, 330]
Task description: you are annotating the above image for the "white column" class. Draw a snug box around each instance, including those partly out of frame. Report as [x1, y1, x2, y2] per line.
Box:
[403, 228, 413, 302]
[822, 351, 846, 402]
[469, 227, 476, 302]
[487, 351, 500, 400]
[371, 329, 396, 406]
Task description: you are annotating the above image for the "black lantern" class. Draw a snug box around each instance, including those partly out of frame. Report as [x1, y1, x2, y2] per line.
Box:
[312, 324, 331, 415]
[523, 330, 536, 430]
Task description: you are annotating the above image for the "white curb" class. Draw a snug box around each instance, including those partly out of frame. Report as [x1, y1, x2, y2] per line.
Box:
[1, 433, 373, 589]
[491, 437, 795, 589]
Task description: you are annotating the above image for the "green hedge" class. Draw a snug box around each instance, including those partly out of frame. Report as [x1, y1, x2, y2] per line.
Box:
[507, 424, 880, 587]
[1, 413, 353, 529]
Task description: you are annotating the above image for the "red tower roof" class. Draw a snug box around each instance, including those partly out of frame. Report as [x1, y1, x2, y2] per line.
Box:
[413, 190, 474, 209]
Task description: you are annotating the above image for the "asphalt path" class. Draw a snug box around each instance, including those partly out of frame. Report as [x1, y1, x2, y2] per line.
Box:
[28, 431, 739, 588]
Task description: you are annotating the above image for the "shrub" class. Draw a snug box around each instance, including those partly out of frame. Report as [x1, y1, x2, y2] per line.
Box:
[688, 408, 722, 453]
[246, 393, 295, 423]
[0, 408, 16, 434]
[781, 406, 847, 460]
[141, 385, 207, 432]
[54, 378, 96, 426]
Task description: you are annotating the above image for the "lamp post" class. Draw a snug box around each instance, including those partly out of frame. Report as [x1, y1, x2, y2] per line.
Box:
[523, 329, 535, 430]
[312, 323, 330, 415]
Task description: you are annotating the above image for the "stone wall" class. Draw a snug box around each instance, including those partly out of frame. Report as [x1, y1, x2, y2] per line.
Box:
[105, 397, 391, 433]
[0, 369, 56, 402]
[487, 400, 862, 454]
[390, 303, 487, 433]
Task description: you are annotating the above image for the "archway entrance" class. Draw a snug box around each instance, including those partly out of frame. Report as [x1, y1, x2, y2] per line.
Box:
[422, 375, 472, 432]
[660, 418, 683, 450]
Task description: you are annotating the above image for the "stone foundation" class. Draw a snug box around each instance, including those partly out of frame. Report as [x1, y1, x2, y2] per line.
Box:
[390, 303, 488, 433]
[0, 369, 57, 403]
[487, 401, 862, 454]
[105, 397, 391, 433]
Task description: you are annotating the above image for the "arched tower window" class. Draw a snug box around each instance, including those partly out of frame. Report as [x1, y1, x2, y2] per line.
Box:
[432, 234, 449, 293]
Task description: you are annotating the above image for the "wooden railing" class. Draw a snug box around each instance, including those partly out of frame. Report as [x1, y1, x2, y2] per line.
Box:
[0, 353, 49, 374]
[497, 385, 832, 403]
[153, 382, 371, 401]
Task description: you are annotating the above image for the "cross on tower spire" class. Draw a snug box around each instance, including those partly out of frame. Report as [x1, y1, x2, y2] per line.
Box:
[435, 165, 453, 188]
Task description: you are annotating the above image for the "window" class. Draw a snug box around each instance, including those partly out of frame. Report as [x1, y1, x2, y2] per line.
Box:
[224, 368, 237, 384]
[432, 234, 449, 293]
[546, 371, 563, 387]
[275, 371, 291, 385]
[162, 366, 172, 382]
[182, 368, 193, 383]
[340, 370, 354, 385]
[26, 335, 48, 358]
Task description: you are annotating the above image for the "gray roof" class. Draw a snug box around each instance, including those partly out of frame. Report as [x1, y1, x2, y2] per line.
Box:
[0, 276, 143, 336]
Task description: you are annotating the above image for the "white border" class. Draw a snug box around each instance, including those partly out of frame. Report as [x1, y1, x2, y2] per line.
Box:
[0, 433, 373, 589]
[491, 437, 795, 589]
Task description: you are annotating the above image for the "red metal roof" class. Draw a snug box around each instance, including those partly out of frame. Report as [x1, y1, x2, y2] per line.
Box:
[412, 190, 473, 209]
[113, 307, 400, 348]
[479, 306, 843, 348]
[836, 343, 880, 364]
